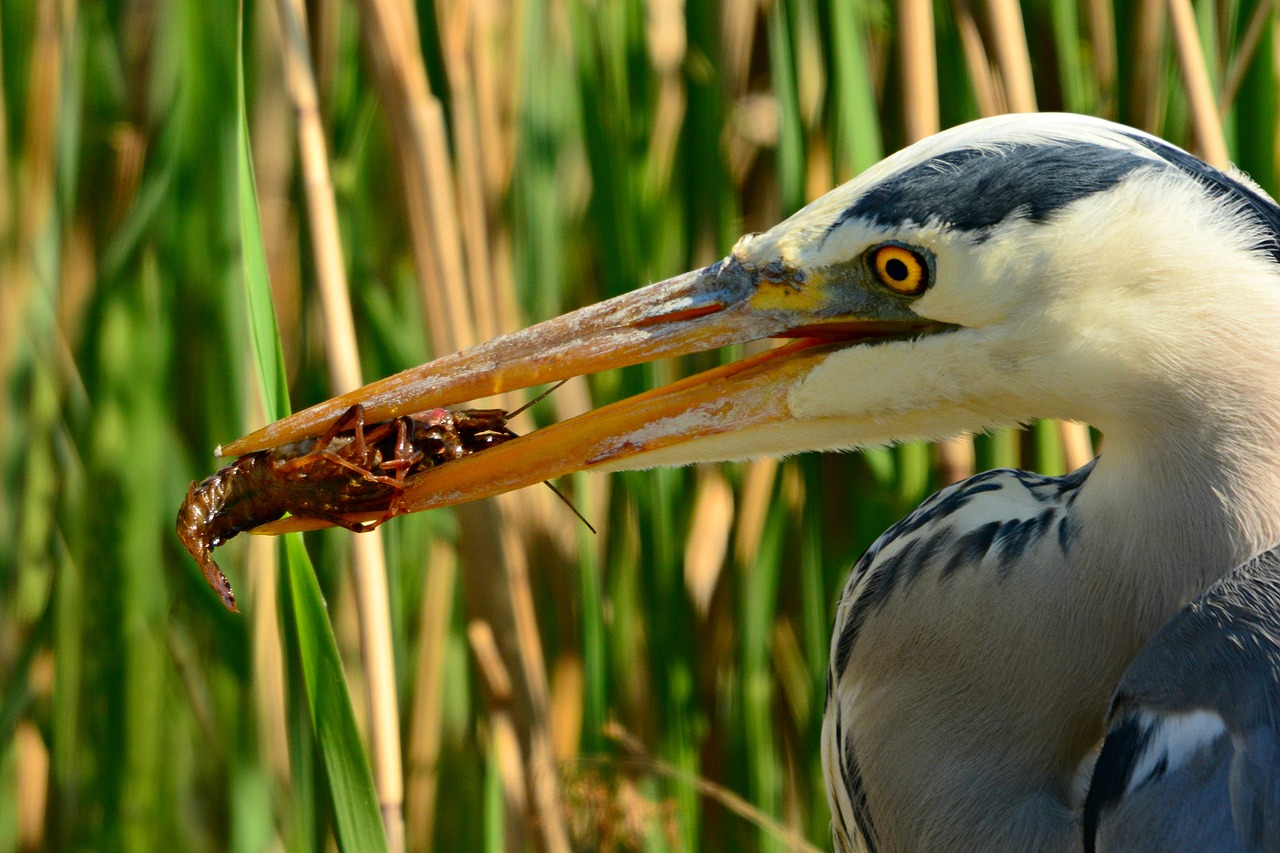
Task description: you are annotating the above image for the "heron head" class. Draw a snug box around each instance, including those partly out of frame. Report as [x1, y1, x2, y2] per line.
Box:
[226, 113, 1280, 524]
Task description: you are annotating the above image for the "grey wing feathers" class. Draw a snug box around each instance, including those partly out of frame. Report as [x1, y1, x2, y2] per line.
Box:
[1084, 548, 1280, 852]
[825, 466, 1092, 853]
[1230, 714, 1280, 849]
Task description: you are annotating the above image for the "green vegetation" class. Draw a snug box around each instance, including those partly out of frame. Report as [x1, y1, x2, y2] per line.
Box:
[2, 0, 1275, 849]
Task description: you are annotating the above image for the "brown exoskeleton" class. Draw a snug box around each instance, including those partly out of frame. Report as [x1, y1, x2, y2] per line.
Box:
[177, 385, 583, 611]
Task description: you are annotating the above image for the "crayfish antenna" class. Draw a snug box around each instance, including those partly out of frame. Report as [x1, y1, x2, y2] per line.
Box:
[542, 481, 597, 534]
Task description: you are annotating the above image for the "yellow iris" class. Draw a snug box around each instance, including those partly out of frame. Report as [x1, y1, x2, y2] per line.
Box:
[872, 245, 929, 295]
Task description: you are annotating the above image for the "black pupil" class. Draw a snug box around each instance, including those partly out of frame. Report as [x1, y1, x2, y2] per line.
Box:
[885, 256, 911, 281]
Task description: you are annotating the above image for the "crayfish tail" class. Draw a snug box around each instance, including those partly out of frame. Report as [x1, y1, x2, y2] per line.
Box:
[177, 479, 240, 612]
[206, 559, 238, 612]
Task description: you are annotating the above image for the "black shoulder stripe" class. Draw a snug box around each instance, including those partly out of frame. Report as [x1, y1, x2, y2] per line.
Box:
[842, 733, 878, 853]
[894, 478, 1001, 539]
[834, 564, 891, 677]
[1082, 710, 1151, 853]
[835, 464, 1095, 668]
[941, 520, 1001, 578]
[1057, 513, 1081, 555]
[996, 509, 1055, 574]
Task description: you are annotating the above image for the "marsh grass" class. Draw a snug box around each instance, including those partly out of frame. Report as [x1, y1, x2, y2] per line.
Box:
[2, 0, 1272, 849]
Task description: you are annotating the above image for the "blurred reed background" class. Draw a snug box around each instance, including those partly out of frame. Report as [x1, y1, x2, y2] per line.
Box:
[2, 0, 1275, 850]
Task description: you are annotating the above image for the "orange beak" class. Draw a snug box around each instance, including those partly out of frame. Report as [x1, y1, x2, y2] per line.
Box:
[222, 257, 945, 533]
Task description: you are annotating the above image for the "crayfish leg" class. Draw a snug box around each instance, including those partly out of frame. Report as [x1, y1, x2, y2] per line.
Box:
[290, 407, 421, 488]
[296, 508, 396, 534]
[313, 450, 409, 487]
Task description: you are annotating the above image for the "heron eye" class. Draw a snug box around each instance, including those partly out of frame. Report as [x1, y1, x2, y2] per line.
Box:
[871, 244, 930, 296]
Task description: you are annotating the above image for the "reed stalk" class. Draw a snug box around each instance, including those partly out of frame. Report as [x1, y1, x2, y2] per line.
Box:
[275, 1, 405, 847]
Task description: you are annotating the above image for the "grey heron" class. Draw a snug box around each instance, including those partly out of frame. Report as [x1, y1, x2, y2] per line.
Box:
[223, 113, 1280, 851]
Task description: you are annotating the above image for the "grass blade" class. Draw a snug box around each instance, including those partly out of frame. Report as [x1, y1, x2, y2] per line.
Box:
[284, 536, 389, 851]
[236, 8, 386, 850]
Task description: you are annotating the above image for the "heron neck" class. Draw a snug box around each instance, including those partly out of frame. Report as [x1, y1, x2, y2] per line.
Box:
[1080, 363, 1280, 604]
[1054, 241, 1280, 583]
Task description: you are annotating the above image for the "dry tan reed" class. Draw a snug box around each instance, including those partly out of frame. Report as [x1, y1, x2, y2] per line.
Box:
[274, 1, 406, 846]
[1168, 0, 1231, 168]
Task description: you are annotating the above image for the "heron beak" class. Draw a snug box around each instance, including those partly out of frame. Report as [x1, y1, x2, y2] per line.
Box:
[225, 256, 944, 533]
